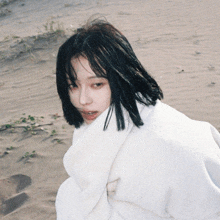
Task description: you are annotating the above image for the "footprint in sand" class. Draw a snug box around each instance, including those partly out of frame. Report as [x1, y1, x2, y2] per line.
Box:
[0, 174, 31, 215]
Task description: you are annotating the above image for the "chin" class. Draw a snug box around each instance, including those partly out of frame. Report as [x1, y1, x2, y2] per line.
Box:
[84, 119, 94, 125]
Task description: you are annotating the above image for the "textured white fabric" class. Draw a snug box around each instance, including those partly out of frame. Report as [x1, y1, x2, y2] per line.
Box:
[56, 101, 220, 220]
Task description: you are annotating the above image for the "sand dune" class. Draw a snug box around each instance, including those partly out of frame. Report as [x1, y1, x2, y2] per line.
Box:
[0, 0, 220, 219]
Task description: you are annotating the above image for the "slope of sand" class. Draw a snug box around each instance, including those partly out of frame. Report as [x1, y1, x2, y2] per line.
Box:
[0, 0, 220, 219]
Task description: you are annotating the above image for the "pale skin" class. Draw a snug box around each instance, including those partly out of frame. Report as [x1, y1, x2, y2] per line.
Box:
[67, 56, 111, 124]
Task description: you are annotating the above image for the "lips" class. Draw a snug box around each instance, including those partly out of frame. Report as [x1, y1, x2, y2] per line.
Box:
[80, 111, 99, 122]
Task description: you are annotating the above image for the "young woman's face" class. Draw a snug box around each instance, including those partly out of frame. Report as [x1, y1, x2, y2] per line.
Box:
[67, 56, 111, 124]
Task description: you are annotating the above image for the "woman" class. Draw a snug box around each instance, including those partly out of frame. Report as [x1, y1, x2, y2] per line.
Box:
[55, 19, 220, 220]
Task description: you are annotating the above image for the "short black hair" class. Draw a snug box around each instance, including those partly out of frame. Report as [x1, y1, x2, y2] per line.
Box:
[56, 18, 163, 130]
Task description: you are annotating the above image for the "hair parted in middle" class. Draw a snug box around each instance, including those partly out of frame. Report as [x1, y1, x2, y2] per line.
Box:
[56, 18, 163, 131]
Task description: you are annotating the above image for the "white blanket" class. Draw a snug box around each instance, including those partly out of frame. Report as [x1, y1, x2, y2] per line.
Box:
[56, 101, 220, 220]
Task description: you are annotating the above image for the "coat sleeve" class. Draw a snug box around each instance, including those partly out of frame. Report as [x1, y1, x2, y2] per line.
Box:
[56, 177, 84, 220]
[86, 190, 124, 220]
[56, 177, 124, 220]
[166, 125, 220, 220]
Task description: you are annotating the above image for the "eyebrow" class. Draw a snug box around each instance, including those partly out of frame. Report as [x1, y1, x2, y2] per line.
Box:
[66, 75, 106, 81]
[87, 76, 105, 79]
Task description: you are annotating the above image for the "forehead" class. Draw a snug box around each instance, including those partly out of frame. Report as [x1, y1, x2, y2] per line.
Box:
[69, 54, 108, 82]
[71, 56, 95, 77]
[69, 56, 107, 82]
[71, 56, 93, 80]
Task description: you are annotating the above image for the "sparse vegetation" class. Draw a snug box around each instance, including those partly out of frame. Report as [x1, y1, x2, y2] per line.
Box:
[18, 150, 37, 163]
[14, 114, 36, 125]
[1, 28, 67, 62]
[0, 146, 14, 158]
[5, 124, 13, 128]
[0, 114, 53, 134]
[51, 113, 61, 120]
[6, 146, 14, 150]
[43, 20, 65, 35]
[12, 35, 19, 39]
[0, 0, 18, 8]
[51, 129, 57, 136]
[22, 150, 36, 159]
[0, 8, 11, 17]
[53, 138, 62, 144]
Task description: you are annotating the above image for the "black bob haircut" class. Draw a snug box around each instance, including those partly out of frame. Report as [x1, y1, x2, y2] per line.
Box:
[56, 18, 163, 131]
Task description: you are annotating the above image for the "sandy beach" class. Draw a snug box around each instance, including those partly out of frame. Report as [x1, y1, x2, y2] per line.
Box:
[0, 0, 220, 219]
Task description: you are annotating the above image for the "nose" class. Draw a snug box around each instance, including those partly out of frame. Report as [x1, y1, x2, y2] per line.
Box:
[79, 88, 92, 105]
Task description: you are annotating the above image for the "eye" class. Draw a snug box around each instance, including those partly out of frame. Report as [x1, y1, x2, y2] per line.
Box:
[92, 83, 104, 89]
[68, 84, 78, 91]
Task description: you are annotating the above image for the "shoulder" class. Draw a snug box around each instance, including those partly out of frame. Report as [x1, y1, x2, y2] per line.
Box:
[133, 101, 220, 157]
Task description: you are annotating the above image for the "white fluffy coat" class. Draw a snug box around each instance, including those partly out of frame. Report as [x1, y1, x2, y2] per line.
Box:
[56, 101, 220, 220]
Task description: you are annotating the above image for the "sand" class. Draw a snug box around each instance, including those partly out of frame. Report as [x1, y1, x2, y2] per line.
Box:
[0, 0, 219, 219]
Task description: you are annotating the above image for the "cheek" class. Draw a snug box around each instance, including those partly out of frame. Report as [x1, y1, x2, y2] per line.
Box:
[100, 87, 111, 108]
